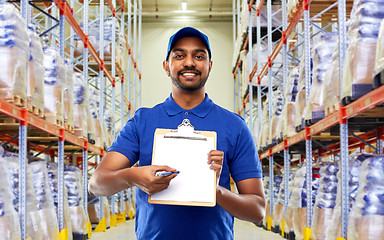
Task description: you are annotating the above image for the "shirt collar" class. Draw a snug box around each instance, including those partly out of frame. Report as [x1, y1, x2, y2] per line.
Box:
[163, 93, 214, 118]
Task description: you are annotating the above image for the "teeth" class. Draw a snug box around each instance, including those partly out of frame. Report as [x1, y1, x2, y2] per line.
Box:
[183, 73, 196, 76]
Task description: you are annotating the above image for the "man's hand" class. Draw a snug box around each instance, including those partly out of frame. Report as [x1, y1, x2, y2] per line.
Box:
[88, 151, 180, 197]
[207, 150, 224, 186]
[133, 165, 179, 195]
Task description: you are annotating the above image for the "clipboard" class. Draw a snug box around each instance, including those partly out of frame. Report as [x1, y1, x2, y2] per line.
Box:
[148, 119, 217, 207]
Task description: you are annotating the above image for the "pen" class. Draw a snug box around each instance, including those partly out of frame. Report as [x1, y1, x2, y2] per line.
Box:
[155, 171, 180, 177]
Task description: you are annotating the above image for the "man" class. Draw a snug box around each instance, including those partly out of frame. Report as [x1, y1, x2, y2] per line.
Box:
[89, 27, 266, 240]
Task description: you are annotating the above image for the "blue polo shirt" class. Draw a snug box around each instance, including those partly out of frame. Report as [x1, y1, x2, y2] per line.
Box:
[108, 94, 262, 240]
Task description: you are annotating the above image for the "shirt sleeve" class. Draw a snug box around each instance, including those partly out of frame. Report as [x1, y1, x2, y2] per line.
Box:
[229, 118, 263, 182]
[108, 113, 140, 165]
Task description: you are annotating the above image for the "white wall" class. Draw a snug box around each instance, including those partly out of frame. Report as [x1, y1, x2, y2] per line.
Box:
[141, 22, 234, 112]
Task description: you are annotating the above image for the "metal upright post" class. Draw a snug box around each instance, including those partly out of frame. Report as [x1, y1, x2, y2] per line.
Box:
[120, 9, 125, 127]
[138, 0, 142, 108]
[19, 1, 29, 238]
[20, 0, 30, 23]
[128, 0, 132, 118]
[58, 135, 65, 232]
[237, 67, 241, 113]
[283, 143, 290, 235]
[281, 0, 290, 234]
[83, 1, 90, 232]
[18, 110, 28, 240]
[98, 0, 105, 227]
[97, 156, 104, 227]
[234, 75, 237, 113]
[82, 147, 88, 222]
[120, 7, 126, 217]
[58, 11, 66, 234]
[248, 3, 253, 136]
[110, 0, 117, 219]
[267, 0, 274, 228]
[256, 0, 262, 147]
[303, 0, 313, 238]
[133, 0, 137, 111]
[377, 128, 384, 155]
[338, 0, 349, 237]
[233, 0, 236, 50]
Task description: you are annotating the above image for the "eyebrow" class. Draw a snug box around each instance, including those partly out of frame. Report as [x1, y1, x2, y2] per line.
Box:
[172, 48, 208, 55]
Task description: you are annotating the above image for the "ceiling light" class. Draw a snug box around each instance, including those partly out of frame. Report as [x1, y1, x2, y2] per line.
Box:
[181, 1, 187, 11]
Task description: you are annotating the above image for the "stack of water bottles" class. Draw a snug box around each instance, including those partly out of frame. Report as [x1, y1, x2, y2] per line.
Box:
[304, 32, 337, 125]
[64, 59, 74, 130]
[73, 72, 88, 139]
[281, 67, 299, 138]
[43, 47, 66, 124]
[312, 162, 339, 240]
[0, 1, 29, 103]
[269, 86, 284, 145]
[288, 165, 319, 239]
[348, 155, 384, 240]
[46, 162, 73, 239]
[88, 87, 103, 146]
[64, 165, 88, 238]
[27, 24, 45, 114]
[29, 159, 59, 239]
[0, 151, 20, 240]
[272, 174, 289, 232]
[341, 0, 384, 103]
[326, 153, 373, 239]
[5, 152, 43, 239]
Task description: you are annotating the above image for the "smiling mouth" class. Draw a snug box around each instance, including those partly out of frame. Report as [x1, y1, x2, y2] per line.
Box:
[178, 69, 201, 77]
[181, 72, 198, 77]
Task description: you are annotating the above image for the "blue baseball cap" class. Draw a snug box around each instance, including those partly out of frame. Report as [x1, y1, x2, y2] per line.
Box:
[166, 27, 211, 60]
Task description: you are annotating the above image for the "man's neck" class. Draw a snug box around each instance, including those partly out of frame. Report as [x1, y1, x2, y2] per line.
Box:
[171, 88, 206, 110]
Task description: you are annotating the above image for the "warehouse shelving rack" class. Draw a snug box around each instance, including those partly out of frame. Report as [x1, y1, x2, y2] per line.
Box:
[1, 0, 142, 239]
[232, 0, 383, 239]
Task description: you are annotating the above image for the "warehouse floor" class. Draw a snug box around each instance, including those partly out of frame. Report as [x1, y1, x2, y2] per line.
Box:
[91, 218, 285, 240]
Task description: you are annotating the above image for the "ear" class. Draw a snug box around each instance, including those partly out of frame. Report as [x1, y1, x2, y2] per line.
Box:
[208, 60, 213, 73]
[163, 60, 170, 77]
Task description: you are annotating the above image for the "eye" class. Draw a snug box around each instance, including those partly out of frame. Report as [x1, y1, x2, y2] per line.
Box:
[195, 55, 206, 60]
[173, 54, 184, 59]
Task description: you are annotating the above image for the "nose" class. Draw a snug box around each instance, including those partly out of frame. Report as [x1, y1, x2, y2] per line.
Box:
[183, 54, 196, 68]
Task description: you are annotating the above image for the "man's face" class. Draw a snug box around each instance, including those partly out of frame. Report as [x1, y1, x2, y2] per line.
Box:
[163, 36, 212, 91]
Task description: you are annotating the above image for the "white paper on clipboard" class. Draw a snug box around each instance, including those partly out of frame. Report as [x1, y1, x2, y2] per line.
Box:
[149, 119, 217, 207]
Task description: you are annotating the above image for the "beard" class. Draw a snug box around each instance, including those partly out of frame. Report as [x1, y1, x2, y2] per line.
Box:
[170, 67, 208, 91]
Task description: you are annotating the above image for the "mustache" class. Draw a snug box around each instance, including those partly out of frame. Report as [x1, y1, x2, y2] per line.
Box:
[177, 67, 201, 75]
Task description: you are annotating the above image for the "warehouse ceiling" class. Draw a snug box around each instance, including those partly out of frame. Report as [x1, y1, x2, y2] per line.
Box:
[141, 0, 234, 22]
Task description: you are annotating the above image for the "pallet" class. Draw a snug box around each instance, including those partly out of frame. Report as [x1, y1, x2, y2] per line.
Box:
[73, 233, 88, 240]
[295, 118, 305, 132]
[64, 122, 74, 133]
[74, 128, 88, 139]
[284, 231, 296, 240]
[88, 133, 96, 145]
[305, 111, 325, 126]
[0, 94, 28, 108]
[45, 113, 64, 128]
[0, 117, 18, 123]
[28, 104, 45, 118]
[341, 83, 373, 106]
[272, 225, 280, 234]
[325, 101, 339, 116]
[373, 69, 384, 89]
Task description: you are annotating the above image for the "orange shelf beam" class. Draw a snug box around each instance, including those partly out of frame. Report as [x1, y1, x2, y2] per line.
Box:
[0, 99, 101, 155]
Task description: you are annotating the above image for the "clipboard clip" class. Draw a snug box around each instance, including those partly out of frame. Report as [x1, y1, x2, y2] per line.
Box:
[164, 119, 207, 141]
